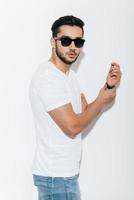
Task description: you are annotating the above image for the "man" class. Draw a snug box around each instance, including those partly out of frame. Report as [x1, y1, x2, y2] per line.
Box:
[29, 15, 121, 200]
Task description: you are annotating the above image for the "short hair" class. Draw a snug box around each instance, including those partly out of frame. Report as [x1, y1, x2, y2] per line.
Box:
[51, 15, 85, 37]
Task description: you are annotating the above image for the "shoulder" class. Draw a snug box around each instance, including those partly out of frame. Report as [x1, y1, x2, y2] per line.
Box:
[31, 61, 66, 91]
[32, 61, 61, 82]
[36, 61, 59, 76]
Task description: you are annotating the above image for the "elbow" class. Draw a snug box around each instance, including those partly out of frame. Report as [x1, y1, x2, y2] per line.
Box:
[67, 123, 81, 139]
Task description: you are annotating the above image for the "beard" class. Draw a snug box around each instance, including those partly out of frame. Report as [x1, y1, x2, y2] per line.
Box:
[55, 46, 80, 65]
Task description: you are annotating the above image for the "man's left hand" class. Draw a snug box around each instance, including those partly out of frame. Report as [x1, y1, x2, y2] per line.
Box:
[106, 62, 122, 87]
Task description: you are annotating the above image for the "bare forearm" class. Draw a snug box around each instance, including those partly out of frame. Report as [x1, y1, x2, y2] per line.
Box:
[72, 98, 104, 137]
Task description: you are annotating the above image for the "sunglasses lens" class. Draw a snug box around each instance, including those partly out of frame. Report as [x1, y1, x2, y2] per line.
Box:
[74, 38, 85, 48]
[57, 37, 85, 48]
[60, 38, 72, 46]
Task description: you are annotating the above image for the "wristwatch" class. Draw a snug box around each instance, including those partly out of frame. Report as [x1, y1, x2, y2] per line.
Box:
[106, 82, 115, 89]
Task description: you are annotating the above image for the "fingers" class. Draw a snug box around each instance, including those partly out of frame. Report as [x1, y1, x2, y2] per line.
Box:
[109, 62, 122, 78]
[111, 62, 120, 69]
[110, 70, 120, 77]
[111, 62, 120, 66]
[110, 62, 120, 72]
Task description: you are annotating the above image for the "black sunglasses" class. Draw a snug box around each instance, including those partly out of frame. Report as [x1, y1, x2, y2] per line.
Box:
[54, 36, 85, 48]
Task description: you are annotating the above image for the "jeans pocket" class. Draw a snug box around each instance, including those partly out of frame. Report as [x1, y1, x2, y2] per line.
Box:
[37, 186, 51, 200]
[33, 174, 50, 187]
[64, 177, 81, 200]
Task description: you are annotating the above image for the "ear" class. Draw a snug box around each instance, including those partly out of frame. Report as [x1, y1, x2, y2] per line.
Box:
[50, 37, 56, 49]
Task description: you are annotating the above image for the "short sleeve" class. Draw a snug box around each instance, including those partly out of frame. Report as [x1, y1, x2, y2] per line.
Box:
[35, 71, 71, 112]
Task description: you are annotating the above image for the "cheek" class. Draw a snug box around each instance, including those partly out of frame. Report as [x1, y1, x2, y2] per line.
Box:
[75, 48, 81, 55]
[57, 43, 65, 51]
[57, 44, 69, 54]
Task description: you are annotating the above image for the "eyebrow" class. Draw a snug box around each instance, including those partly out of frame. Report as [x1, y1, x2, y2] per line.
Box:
[57, 35, 83, 39]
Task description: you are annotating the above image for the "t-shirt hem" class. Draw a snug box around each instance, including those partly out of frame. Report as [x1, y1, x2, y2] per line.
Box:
[46, 100, 71, 112]
[32, 170, 79, 178]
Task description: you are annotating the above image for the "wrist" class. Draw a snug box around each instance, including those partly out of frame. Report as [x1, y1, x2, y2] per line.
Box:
[95, 96, 105, 109]
[106, 82, 115, 89]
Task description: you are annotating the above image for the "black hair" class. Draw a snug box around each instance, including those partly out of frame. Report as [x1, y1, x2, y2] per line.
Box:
[51, 15, 85, 37]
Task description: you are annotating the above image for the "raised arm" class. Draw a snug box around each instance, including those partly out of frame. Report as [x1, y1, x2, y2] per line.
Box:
[48, 62, 122, 139]
[48, 85, 116, 139]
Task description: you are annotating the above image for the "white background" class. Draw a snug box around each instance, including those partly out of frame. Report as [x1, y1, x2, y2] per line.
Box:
[0, 0, 134, 199]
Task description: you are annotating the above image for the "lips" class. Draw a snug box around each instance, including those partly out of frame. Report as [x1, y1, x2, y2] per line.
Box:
[68, 53, 77, 57]
[69, 54, 75, 56]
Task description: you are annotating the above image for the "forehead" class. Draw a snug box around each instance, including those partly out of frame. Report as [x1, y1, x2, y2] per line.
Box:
[57, 25, 83, 38]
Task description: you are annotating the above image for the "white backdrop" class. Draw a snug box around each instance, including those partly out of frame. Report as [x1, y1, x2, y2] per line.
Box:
[0, 0, 134, 199]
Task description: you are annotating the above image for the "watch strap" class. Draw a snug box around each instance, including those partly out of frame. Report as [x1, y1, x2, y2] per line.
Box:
[106, 82, 115, 89]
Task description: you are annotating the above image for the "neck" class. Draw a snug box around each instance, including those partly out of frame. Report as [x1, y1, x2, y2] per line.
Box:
[49, 53, 71, 75]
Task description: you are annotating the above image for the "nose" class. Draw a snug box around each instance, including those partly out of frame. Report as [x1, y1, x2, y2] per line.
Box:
[69, 41, 76, 49]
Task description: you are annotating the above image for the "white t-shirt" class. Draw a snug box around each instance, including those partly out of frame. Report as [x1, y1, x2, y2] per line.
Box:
[29, 60, 82, 177]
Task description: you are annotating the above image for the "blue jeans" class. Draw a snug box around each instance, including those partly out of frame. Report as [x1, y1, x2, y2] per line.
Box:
[33, 174, 81, 200]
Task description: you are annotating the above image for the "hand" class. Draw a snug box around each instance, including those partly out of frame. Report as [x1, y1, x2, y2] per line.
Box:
[106, 62, 122, 87]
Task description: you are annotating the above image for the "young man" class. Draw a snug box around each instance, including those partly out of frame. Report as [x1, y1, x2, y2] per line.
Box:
[29, 15, 121, 200]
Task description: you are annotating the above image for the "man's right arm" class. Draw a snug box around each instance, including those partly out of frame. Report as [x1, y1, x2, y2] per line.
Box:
[48, 85, 116, 139]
